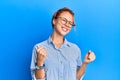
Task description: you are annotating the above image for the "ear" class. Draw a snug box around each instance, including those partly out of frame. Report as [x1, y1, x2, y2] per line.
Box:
[53, 18, 56, 26]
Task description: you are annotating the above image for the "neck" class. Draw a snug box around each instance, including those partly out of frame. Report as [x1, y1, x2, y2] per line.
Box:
[51, 31, 64, 48]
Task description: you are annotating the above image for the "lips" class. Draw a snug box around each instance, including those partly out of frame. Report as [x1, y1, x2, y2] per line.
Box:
[61, 27, 69, 32]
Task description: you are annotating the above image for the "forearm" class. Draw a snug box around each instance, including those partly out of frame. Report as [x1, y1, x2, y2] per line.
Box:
[35, 61, 45, 79]
[76, 62, 87, 79]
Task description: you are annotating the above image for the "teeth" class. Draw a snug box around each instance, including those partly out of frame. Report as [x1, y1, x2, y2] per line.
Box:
[62, 27, 67, 32]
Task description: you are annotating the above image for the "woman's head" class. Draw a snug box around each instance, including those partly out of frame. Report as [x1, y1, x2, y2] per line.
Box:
[52, 7, 75, 36]
[52, 7, 75, 28]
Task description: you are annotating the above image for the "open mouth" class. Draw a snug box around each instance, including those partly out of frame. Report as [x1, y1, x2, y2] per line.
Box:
[61, 27, 69, 32]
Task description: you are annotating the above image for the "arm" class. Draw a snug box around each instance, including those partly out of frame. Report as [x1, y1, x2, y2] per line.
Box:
[35, 47, 47, 79]
[35, 61, 45, 79]
[76, 50, 96, 79]
[76, 62, 87, 79]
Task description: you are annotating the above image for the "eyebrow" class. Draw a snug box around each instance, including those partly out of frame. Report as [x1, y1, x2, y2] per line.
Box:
[59, 17, 73, 22]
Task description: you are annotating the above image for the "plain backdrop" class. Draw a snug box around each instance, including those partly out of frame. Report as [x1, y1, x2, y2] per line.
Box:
[0, 0, 120, 80]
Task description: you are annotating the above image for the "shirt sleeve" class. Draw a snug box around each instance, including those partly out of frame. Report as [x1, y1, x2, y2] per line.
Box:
[30, 45, 45, 80]
[76, 46, 84, 80]
[76, 46, 82, 68]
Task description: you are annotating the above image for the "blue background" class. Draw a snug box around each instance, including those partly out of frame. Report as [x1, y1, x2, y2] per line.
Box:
[0, 0, 120, 80]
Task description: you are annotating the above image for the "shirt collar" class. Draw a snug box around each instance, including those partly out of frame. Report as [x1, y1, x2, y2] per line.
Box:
[47, 36, 71, 47]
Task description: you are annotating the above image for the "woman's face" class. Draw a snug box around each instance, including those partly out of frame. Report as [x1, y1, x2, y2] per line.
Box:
[53, 11, 74, 36]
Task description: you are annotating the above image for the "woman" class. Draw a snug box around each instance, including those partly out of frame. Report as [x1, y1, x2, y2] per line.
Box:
[30, 7, 96, 80]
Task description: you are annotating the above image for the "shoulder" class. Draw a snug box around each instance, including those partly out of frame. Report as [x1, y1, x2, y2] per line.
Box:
[67, 41, 82, 58]
[67, 41, 81, 53]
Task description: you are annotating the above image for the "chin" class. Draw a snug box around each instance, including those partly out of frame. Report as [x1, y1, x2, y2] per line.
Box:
[61, 31, 69, 36]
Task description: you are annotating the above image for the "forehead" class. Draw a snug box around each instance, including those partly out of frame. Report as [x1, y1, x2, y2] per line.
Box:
[59, 12, 74, 20]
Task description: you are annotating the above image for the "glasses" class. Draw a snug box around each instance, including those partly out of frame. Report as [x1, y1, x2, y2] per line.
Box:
[57, 17, 75, 27]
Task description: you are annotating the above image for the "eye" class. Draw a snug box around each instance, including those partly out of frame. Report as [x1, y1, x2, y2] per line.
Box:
[69, 21, 74, 26]
[62, 18, 67, 22]
[61, 18, 67, 24]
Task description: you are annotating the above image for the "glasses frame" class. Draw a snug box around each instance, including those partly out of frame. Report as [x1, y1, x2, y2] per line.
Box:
[57, 17, 75, 27]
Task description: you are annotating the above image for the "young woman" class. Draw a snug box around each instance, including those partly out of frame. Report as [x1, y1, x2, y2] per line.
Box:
[30, 7, 96, 80]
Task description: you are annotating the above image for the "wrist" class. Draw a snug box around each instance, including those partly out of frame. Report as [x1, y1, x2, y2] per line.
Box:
[83, 61, 88, 65]
[36, 60, 44, 66]
[35, 64, 45, 70]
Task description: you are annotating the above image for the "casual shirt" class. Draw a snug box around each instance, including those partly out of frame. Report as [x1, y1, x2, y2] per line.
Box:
[30, 37, 83, 80]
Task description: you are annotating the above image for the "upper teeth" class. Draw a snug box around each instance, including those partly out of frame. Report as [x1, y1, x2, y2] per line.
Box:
[62, 27, 67, 31]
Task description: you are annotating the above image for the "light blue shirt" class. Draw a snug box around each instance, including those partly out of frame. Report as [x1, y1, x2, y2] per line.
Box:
[30, 37, 83, 80]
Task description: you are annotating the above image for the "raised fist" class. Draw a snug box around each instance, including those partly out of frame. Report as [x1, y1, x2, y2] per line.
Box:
[84, 50, 96, 64]
[36, 46, 47, 65]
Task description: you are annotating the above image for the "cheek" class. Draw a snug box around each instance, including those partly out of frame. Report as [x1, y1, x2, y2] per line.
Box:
[54, 24, 60, 31]
[54, 21, 59, 27]
[54, 22, 61, 29]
